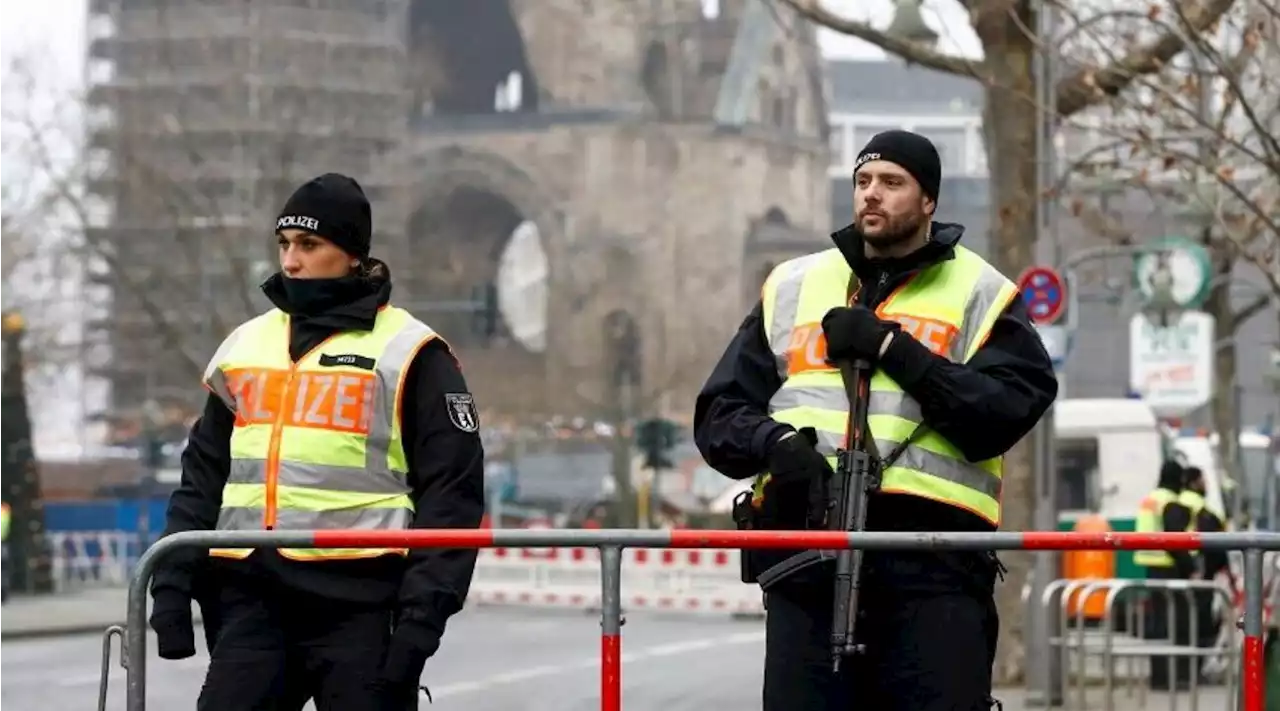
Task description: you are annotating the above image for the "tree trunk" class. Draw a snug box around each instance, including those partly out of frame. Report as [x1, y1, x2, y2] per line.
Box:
[978, 20, 1040, 686]
[1205, 241, 1239, 519]
[607, 382, 638, 528]
[1, 320, 54, 594]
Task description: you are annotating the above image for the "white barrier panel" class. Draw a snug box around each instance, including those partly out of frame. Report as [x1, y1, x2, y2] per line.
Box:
[469, 545, 765, 616]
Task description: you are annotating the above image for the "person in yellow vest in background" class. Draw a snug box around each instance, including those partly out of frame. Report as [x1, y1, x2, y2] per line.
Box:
[694, 130, 1059, 711]
[149, 174, 486, 711]
[2, 501, 10, 603]
[1135, 460, 1199, 691]
[1180, 466, 1228, 679]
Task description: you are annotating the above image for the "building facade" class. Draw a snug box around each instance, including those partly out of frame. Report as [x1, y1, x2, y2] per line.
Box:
[83, 0, 832, 429]
[83, 0, 411, 431]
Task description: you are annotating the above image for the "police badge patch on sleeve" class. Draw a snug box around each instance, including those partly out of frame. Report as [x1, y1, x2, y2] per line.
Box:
[444, 393, 480, 433]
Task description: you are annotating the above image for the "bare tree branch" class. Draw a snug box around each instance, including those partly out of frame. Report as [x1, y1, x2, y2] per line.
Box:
[773, 0, 986, 78]
[1056, 0, 1242, 116]
[1231, 291, 1274, 329]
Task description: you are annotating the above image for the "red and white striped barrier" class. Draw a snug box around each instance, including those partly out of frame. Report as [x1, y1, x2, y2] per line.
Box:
[469, 545, 764, 616]
[48, 531, 142, 592]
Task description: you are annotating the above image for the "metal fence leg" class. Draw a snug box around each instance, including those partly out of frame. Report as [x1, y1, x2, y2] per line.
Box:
[98, 624, 126, 711]
[125, 551, 154, 711]
[600, 545, 623, 711]
[1244, 548, 1266, 711]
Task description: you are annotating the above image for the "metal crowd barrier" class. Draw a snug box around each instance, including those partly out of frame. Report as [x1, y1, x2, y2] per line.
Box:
[1043, 577, 1239, 711]
[96, 529, 1280, 711]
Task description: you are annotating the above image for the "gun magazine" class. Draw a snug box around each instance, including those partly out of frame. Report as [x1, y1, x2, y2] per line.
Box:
[756, 549, 837, 591]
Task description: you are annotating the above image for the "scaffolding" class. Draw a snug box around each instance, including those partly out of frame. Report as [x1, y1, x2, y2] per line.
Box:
[82, 0, 411, 416]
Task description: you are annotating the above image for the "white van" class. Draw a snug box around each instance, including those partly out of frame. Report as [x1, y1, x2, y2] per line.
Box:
[1054, 398, 1169, 523]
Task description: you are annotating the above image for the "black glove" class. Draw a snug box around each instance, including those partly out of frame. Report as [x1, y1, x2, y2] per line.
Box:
[149, 590, 196, 660]
[821, 306, 898, 364]
[765, 428, 834, 529]
[373, 619, 442, 709]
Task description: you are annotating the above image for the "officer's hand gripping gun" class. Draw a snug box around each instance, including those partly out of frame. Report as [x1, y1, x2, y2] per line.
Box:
[828, 356, 880, 674]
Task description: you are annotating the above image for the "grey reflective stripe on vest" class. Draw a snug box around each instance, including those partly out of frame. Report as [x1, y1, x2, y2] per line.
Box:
[363, 318, 436, 476]
[766, 253, 826, 375]
[955, 261, 1013, 361]
[769, 386, 924, 425]
[204, 322, 254, 410]
[217, 504, 412, 533]
[803, 427, 1001, 499]
[227, 458, 408, 495]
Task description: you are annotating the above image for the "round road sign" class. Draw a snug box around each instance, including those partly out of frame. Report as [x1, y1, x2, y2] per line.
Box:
[1132, 237, 1212, 310]
[1017, 266, 1067, 325]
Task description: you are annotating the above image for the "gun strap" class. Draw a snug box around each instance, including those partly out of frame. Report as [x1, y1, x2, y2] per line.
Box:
[842, 271, 929, 474]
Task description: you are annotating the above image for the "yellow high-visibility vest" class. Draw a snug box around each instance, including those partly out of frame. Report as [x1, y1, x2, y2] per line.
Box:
[202, 305, 439, 560]
[1134, 488, 1184, 567]
[754, 245, 1019, 526]
[1178, 489, 1206, 520]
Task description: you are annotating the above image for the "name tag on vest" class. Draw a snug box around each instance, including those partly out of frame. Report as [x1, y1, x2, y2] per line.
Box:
[226, 368, 376, 434]
[319, 353, 376, 371]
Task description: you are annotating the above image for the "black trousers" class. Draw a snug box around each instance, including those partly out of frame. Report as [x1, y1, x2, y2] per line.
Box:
[196, 577, 414, 711]
[763, 581, 999, 711]
[1191, 588, 1220, 676]
[1142, 566, 1194, 689]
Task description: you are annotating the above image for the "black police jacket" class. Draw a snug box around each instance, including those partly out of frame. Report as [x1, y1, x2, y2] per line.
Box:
[694, 222, 1059, 593]
[151, 267, 486, 637]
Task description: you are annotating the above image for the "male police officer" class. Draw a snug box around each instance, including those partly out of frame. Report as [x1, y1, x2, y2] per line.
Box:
[1180, 466, 1227, 677]
[1135, 460, 1198, 690]
[694, 130, 1058, 710]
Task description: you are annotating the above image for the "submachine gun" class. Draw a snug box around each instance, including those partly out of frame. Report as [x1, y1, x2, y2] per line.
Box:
[754, 355, 926, 674]
[827, 355, 878, 673]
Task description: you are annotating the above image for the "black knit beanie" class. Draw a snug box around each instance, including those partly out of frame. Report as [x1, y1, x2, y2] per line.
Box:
[854, 129, 942, 203]
[275, 173, 372, 259]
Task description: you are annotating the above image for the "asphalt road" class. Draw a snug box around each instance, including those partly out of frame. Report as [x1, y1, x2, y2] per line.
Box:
[1, 606, 768, 711]
[2, 605, 1236, 711]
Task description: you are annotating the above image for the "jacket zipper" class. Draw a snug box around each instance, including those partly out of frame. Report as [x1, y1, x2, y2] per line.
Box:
[860, 270, 891, 307]
[264, 328, 344, 531]
[263, 365, 296, 530]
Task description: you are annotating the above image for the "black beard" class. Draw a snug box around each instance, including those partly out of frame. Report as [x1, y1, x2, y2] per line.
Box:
[860, 212, 924, 249]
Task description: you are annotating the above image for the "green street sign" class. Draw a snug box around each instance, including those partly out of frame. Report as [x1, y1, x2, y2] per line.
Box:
[1132, 237, 1213, 310]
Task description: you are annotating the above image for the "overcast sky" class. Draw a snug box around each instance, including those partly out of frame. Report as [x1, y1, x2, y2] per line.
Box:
[0, 0, 982, 95]
[0, 1, 981, 458]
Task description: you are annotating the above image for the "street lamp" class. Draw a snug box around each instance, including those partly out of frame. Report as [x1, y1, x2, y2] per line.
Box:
[885, 0, 939, 46]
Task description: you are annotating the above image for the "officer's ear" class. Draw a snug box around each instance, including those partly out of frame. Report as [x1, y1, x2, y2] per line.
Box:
[922, 195, 936, 218]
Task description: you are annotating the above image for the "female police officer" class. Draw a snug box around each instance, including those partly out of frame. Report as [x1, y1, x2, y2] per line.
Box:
[148, 173, 486, 710]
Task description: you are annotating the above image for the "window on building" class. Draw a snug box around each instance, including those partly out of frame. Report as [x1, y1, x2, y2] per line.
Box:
[771, 95, 788, 129]
[924, 128, 968, 174]
[828, 121, 848, 166]
[1057, 438, 1101, 512]
[853, 124, 903, 143]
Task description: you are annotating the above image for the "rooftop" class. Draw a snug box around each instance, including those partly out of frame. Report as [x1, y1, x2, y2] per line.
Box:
[826, 58, 984, 116]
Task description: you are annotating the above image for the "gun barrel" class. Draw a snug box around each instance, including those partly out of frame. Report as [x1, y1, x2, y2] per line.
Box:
[828, 357, 877, 674]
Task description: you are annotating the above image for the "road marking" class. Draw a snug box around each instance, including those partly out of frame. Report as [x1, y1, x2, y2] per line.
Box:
[427, 630, 764, 700]
[53, 655, 208, 688]
[47, 630, 766, 696]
